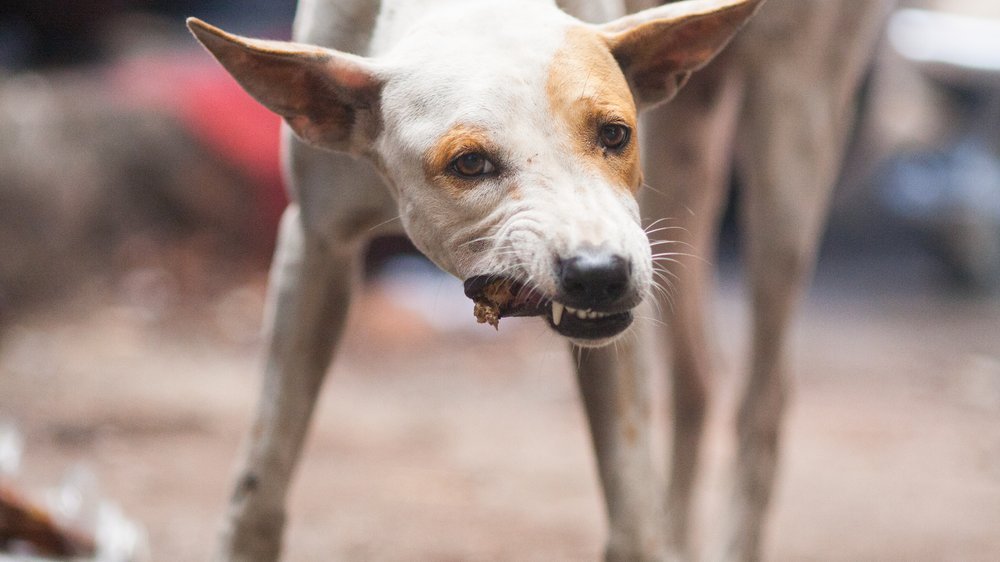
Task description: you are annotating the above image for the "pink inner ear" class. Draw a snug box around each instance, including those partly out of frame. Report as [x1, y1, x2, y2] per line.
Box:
[189, 18, 383, 152]
[336, 63, 378, 93]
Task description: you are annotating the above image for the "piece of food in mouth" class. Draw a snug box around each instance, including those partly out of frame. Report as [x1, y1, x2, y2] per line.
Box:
[472, 279, 515, 329]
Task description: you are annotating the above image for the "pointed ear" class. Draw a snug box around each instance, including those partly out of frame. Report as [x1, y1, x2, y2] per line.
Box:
[598, 0, 764, 108]
[186, 18, 384, 153]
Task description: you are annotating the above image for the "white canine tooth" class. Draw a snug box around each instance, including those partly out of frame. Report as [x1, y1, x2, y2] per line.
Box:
[552, 302, 565, 326]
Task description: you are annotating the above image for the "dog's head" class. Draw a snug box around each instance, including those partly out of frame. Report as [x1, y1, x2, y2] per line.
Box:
[188, 0, 761, 346]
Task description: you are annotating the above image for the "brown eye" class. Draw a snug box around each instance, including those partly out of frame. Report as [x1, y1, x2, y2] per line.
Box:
[451, 152, 496, 178]
[599, 123, 630, 150]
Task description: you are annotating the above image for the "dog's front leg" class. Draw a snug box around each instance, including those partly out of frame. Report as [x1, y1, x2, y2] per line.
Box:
[215, 205, 356, 562]
[575, 339, 668, 562]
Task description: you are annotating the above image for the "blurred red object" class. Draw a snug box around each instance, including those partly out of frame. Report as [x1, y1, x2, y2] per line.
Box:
[108, 51, 288, 235]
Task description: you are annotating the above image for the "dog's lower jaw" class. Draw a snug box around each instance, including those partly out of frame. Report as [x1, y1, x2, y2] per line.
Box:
[547, 303, 635, 346]
[569, 335, 624, 349]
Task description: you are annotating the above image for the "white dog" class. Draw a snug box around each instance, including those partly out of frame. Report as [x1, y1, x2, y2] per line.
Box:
[189, 0, 890, 559]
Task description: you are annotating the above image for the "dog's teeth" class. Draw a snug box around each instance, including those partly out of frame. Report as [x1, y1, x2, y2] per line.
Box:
[557, 306, 614, 321]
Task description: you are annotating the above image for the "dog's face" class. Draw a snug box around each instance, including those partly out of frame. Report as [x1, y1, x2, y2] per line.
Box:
[188, 0, 762, 346]
[376, 4, 650, 345]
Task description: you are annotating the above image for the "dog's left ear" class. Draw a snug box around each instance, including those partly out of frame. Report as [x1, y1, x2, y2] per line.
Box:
[598, 0, 764, 108]
[187, 18, 384, 154]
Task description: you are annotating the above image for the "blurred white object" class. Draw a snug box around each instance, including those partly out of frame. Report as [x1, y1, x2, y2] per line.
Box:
[890, 8, 1000, 73]
[45, 467, 151, 562]
[47, 465, 101, 539]
[94, 501, 150, 562]
[0, 420, 23, 478]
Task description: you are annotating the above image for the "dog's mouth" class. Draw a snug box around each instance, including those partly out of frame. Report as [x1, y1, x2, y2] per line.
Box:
[463, 275, 634, 342]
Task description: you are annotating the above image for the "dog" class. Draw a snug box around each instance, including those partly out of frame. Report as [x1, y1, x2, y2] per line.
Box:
[188, 0, 892, 560]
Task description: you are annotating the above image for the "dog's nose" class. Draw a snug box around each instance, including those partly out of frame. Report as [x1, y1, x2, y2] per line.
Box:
[558, 249, 631, 308]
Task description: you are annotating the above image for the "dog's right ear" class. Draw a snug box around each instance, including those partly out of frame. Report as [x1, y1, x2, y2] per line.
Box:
[598, 0, 764, 108]
[187, 18, 383, 154]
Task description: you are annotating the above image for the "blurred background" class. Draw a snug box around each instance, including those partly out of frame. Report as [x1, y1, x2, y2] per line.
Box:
[0, 0, 998, 560]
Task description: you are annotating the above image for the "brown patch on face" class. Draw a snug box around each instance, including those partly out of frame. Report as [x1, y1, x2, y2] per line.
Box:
[546, 27, 642, 193]
[423, 124, 498, 195]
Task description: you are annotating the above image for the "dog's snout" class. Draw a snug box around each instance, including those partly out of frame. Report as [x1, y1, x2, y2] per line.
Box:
[558, 249, 631, 309]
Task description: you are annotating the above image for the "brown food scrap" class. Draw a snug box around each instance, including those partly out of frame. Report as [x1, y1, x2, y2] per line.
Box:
[473, 301, 500, 329]
[473, 279, 514, 330]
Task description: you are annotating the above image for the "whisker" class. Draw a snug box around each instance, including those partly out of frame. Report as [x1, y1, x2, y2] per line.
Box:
[367, 215, 402, 232]
[645, 225, 690, 237]
[635, 314, 668, 328]
[649, 277, 675, 302]
[648, 283, 673, 305]
[645, 290, 664, 316]
[653, 254, 709, 268]
[639, 182, 668, 198]
[642, 217, 674, 232]
[459, 233, 499, 248]
[652, 260, 678, 276]
[648, 240, 696, 250]
[648, 275, 677, 312]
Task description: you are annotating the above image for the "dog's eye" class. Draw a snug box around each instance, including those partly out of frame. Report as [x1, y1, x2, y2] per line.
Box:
[599, 123, 631, 151]
[451, 152, 496, 178]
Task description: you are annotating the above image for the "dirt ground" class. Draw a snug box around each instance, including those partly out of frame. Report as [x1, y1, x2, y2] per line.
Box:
[1, 255, 999, 561]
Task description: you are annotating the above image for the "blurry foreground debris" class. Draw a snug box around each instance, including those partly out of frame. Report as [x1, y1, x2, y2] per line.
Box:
[0, 421, 148, 562]
[0, 485, 96, 559]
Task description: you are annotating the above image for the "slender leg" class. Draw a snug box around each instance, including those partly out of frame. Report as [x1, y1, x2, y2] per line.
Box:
[719, 81, 844, 562]
[639, 60, 743, 559]
[718, 4, 891, 558]
[575, 339, 667, 562]
[215, 205, 357, 562]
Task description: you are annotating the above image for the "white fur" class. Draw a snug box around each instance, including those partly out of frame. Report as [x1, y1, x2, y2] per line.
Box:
[345, 0, 654, 320]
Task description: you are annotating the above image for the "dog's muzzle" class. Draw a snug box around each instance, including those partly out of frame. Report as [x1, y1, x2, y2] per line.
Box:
[464, 247, 640, 342]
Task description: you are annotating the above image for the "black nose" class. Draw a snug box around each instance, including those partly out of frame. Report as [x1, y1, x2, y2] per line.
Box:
[558, 249, 631, 308]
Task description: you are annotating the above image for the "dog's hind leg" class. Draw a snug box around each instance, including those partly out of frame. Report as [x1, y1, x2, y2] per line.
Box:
[214, 204, 358, 562]
[718, 4, 892, 559]
[720, 81, 845, 562]
[575, 341, 667, 562]
[639, 61, 744, 560]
